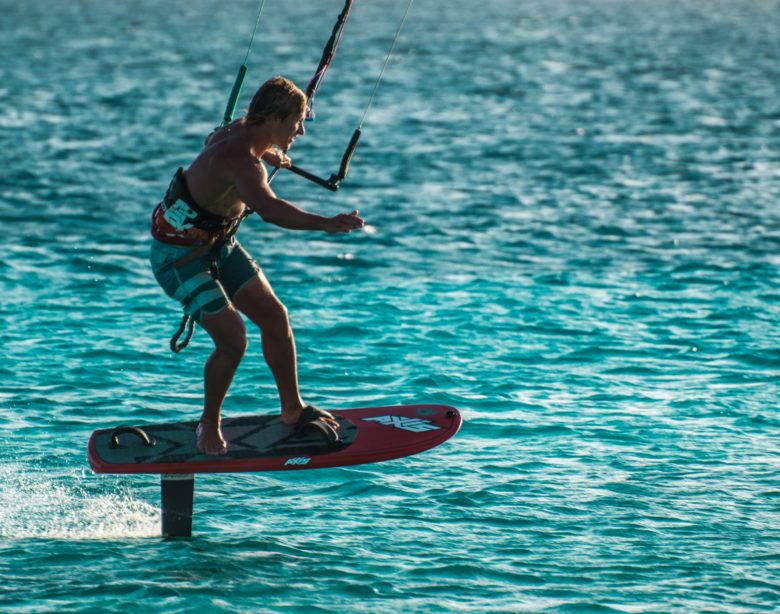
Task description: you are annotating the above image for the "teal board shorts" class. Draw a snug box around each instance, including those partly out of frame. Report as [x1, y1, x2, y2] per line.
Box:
[150, 237, 261, 323]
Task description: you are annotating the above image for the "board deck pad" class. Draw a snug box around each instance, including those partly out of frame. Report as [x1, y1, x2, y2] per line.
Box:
[88, 404, 461, 474]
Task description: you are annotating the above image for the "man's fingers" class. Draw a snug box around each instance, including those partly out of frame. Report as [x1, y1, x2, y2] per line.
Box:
[328, 212, 365, 233]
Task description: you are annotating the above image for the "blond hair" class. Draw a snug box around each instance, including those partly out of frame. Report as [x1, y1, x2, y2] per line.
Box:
[244, 76, 306, 126]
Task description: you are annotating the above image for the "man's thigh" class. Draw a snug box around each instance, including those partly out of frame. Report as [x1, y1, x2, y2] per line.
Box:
[218, 240, 263, 300]
[150, 239, 229, 322]
[231, 274, 287, 326]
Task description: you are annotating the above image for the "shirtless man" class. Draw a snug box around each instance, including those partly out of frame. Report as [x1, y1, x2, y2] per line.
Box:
[149, 76, 364, 454]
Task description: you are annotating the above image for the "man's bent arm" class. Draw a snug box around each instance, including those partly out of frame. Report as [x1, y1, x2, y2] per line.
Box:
[234, 162, 329, 231]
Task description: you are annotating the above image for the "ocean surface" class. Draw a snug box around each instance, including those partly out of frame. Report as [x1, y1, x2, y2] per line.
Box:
[2, 0, 779, 611]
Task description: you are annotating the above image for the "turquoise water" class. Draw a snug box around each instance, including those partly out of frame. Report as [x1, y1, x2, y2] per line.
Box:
[2, 0, 780, 610]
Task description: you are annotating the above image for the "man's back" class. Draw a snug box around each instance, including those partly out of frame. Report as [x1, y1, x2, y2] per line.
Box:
[185, 123, 259, 220]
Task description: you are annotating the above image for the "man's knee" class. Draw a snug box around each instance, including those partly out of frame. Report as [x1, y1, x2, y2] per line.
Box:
[203, 308, 249, 360]
[218, 328, 249, 361]
[232, 277, 291, 333]
[257, 300, 290, 333]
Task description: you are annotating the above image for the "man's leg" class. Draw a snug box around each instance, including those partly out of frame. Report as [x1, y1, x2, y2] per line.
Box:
[231, 273, 338, 431]
[197, 306, 248, 454]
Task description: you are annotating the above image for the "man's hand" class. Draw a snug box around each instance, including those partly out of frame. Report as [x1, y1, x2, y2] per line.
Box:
[323, 210, 365, 233]
[261, 149, 292, 168]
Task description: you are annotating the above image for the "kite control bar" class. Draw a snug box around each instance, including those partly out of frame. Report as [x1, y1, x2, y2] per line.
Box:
[284, 127, 361, 192]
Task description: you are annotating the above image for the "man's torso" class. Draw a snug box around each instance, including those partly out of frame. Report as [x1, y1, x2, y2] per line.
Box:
[151, 123, 265, 245]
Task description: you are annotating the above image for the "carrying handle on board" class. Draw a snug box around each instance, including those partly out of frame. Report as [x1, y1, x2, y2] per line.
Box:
[109, 426, 156, 449]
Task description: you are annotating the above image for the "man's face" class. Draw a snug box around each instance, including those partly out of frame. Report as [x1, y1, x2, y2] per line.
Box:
[279, 110, 306, 151]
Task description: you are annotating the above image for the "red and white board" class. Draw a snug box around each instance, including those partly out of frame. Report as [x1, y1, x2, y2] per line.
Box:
[88, 404, 461, 475]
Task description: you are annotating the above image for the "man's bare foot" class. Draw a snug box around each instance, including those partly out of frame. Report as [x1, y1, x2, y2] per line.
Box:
[281, 404, 340, 432]
[196, 421, 228, 455]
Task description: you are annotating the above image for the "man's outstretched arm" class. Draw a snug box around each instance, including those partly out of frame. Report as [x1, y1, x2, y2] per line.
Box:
[234, 160, 364, 233]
